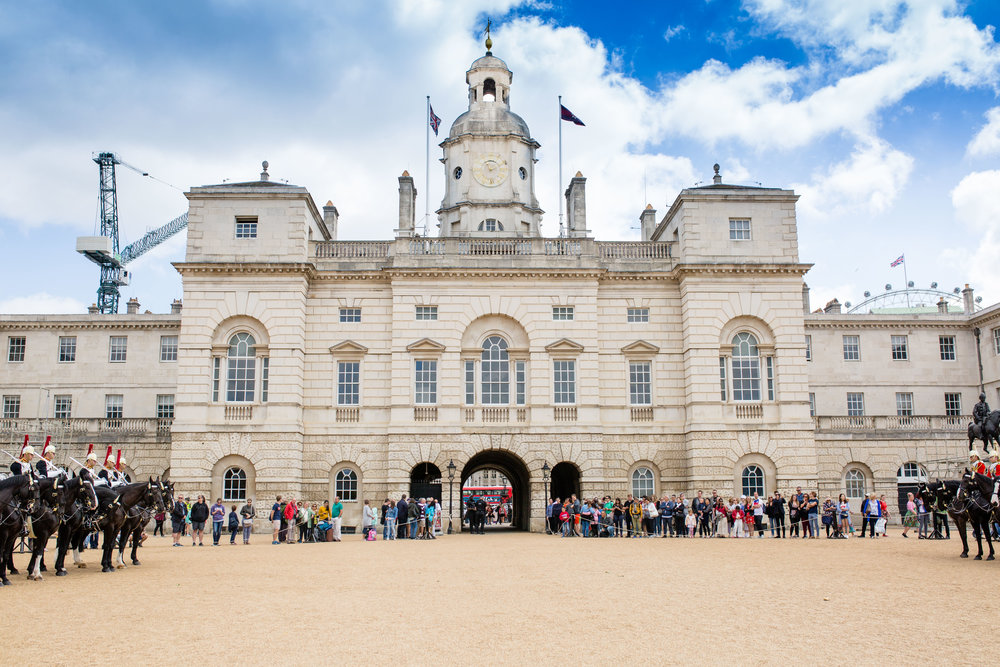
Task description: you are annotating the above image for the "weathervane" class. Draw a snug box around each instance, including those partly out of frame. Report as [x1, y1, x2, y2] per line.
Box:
[484, 18, 493, 53]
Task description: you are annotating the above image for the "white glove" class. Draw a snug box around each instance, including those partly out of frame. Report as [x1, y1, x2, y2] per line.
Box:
[992, 494, 998, 506]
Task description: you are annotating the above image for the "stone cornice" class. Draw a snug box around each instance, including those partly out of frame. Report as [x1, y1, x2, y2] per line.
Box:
[383, 268, 604, 280]
[0, 316, 180, 331]
[671, 262, 812, 277]
[805, 316, 972, 331]
[173, 262, 315, 277]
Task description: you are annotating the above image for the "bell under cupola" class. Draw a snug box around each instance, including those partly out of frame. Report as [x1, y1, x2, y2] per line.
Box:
[437, 33, 543, 237]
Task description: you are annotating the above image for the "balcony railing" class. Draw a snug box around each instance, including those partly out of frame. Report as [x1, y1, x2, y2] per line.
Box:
[597, 242, 671, 259]
[554, 406, 578, 422]
[734, 403, 764, 420]
[0, 417, 171, 440]
[413, 407, 438, 422]
[314, 241, 391, 259]
[224, 405, 253, 421]
[815, 415, 969, 433]
[631, 407, 653, 422]
[336, 407, 360, 423]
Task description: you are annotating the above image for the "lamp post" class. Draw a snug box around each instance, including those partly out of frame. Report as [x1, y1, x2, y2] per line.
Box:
[542, 461, 550, 533]
[447, 459, 456, 535]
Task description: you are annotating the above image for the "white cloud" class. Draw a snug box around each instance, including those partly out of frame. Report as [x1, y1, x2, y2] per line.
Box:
[950, 170, 1000, 303]
[663, 25, 685, 42]
[968, 107, 1000, 157]
[0, 293, 87, 314]
[793, 139, 914, 218]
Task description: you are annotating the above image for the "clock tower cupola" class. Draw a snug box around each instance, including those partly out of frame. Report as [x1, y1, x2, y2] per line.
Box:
[437, 37, 542, 237]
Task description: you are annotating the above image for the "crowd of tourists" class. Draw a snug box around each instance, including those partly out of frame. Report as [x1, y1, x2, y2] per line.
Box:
[544, 487, 952, 540]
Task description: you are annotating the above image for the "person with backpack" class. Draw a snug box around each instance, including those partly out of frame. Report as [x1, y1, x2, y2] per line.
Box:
[362, 499, 377, 541]
[227, 504, 240, 544]
[240, 498, 255, 545]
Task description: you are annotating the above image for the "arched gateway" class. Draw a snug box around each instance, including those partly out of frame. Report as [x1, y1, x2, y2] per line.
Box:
[461, 450, 531, 531]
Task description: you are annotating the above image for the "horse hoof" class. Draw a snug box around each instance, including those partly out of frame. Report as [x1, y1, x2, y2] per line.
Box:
[56, 570, 67, 577]
[76, 563, 86, 568]
[102, 567, 114, 573]
[1, 579, 10, 586]
[39, 566, 46, 572]
[975, 555, 983, 560]
[115, 564, 126, 570]
[8, 569, 19, 575]
[961, 553, 969, 558]
[131, 560, 141, 566]
[989, 555, 996, 561]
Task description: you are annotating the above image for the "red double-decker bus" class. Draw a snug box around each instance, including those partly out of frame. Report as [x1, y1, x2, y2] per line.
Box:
[462, 486, 512, 508]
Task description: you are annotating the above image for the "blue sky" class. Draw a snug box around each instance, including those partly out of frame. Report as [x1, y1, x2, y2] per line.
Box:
[1, 0, 999, 314]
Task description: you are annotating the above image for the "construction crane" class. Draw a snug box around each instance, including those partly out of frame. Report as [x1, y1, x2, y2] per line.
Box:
[76, 152, 187, 314]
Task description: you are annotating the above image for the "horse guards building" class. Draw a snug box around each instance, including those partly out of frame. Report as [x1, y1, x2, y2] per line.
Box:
[2, 50, 996, 532]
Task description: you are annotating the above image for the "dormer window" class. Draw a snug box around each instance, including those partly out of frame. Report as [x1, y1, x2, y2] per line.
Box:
[478, 219, 503, 232]
[483, 78, 496, 102]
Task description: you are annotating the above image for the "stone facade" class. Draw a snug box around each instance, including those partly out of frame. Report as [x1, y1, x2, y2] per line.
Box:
[0, 49, 989, 531]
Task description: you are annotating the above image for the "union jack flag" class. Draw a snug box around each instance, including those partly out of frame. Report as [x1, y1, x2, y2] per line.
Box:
[890, 254, 904, 268]
[429, 103, 441, 136]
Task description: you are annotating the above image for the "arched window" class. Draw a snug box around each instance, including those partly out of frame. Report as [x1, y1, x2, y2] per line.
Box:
[481, 336, 510, 404]
[731, 333, 761, 402]
[483, 78, 496, 102]
[897, 462, 927, 481]
[741, 465, 765, 497]
[223, 467, 247, 502]
[227, 333, 256, 402]
[845, 468, 866, 499]
[478, 219, 503, 232]
[631, 467, 654, 499]
[335, 468, 358, 502]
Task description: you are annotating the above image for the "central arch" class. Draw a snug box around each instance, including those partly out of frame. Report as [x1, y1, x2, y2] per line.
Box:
[461, 450, 531, 531]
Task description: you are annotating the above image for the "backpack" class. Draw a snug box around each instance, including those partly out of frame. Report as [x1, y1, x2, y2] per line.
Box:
[366, 527, 376, 541]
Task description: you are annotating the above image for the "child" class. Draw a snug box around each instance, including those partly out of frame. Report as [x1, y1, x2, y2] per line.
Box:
[685, 509, 697, 537]
[731, 503, 745, 538]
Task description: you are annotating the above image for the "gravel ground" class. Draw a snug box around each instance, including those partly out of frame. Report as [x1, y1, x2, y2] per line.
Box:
[3, 530, 993, 666]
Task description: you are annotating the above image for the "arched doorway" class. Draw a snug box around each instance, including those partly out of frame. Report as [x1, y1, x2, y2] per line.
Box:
[461, 450, 531, 531]
[410, 462, 442, 503]
[549, 461, 580, 503]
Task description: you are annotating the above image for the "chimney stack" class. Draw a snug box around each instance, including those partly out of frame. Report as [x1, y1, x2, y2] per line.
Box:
[565, 172, 590, 238]
[395, 171, 416, 238]
[126, 297, 140, 314]
[823, 298, 842, 314]
[962, 284, 974, 315]
[639, 205, 657, 242]
[323, 200, 339, 240]
[87, 303, 99, 314]
[170, 299, 183, 314]
[937, 297, 949, 314]
[802, 283, 811, 314]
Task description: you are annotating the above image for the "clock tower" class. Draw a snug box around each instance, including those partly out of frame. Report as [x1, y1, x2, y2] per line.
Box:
[437, 44, 543, 237]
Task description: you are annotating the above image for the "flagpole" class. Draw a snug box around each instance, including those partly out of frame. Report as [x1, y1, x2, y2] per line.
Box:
[425, 95, 430, 237]
[558, 95, 563, 238]
[902, 254, 910, 308]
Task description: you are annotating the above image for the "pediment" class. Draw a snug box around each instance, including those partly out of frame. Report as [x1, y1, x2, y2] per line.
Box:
[329, 340, 369, 356]
[544, 338, 584, 355]
[621, 340, 660, 355]
[406, 338, 446, 354]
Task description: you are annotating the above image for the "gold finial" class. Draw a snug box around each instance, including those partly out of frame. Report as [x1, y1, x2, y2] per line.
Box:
[484, 18, 493, 53]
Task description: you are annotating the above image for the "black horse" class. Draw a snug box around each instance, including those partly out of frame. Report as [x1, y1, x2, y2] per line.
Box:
[54, 469, 100, 576]
[955, 471, 996, 561]
[92, 480, 164, 573]
[115, 477, 167, 568]
[25, 474, 98, 581]
[0, 475, 39, 586]
[968, 410, 1000, 451]
[919, 479, 972, 557]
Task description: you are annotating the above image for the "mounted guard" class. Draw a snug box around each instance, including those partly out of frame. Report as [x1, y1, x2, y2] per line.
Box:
[35, 437, 66, 478]
[9, 436, 36, 479]
[96, 446, 115, 487]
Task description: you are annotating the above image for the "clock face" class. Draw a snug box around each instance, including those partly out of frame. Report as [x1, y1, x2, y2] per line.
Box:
[472, 152, 508, 187]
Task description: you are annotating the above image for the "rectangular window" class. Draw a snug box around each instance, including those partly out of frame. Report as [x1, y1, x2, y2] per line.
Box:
[414, 360, 437, 404]
[627, 307, 649, 323]
[227, 355, 256, 403]
[805, 335, 812, 361]
[994, 328, 1000, 355]
[7, 336, 25, 362]
[939, 335, 956, 361]
[553, 360, 576, 404]
[58, 336, 76, 362]
[156, 394, 175, 419]
[846, 392, 865, 416]
[719, 357, 727, 402]
[109, 335, 127, 362]
[105, 394, 123, 419]
[896, 392, 914, 416]
[944, 392, 962, 416]
[891, 335, 908, 361]
[53, 395, 72, 419]
[235, 217, 258, 239]
[464, 360, 475, 405]
[415, 306, 438, 320]
[2, 395, 20, 419]
[552, 306, 574, 321]
[629, 361, 651, 405]
[160, 335, 178, 362]
[731, 357, 761, 402]
[261, 357, 269, 403]
[766, 356, 775, 401]
[337, 361, 360, 405]
[842, 335, 860, 361]
[515, 360, 526, 406]
[212, 357, 221, 402]
[729, 218, 751, 240]
[808, 393, 816, 417]
[339, 307, 361, 323]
